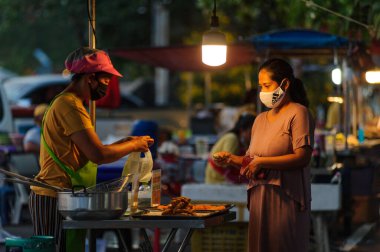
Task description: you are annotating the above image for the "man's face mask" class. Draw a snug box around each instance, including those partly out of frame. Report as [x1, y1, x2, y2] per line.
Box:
[90, 77, 108, 100]
[259, 79, 286, 109]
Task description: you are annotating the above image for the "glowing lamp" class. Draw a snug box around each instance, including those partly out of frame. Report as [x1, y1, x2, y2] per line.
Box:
[201, 0, 227, 66]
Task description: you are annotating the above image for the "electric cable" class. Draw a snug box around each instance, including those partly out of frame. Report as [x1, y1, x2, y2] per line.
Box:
[302, 0, 374, 33]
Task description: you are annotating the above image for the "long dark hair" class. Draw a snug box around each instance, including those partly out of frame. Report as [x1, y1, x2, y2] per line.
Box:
[258, 58, 309, 107]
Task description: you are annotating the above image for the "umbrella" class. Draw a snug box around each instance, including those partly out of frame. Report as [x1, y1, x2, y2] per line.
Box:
[250, 28, 350, 57]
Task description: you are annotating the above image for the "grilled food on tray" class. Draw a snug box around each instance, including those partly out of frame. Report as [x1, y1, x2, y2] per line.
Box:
[192, 204, 226, 211]
[156, 196, 227, 215]
[161, 196, 195, 216]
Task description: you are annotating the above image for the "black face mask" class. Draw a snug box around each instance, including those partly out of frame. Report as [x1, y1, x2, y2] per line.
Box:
[90, 81, 108, 100]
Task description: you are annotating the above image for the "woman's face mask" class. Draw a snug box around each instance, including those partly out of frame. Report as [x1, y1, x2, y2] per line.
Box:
[259, 79, 286, 109]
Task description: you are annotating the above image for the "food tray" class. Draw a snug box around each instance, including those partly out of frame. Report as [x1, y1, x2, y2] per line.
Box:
[131, 204, 234, 219]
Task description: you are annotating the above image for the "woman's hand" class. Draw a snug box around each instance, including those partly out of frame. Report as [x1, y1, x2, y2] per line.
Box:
[240, 156, 262, 179]
[212, 151, 231, 166]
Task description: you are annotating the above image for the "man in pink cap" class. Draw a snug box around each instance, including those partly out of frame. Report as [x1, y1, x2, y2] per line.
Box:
[29, 47, 154, 252]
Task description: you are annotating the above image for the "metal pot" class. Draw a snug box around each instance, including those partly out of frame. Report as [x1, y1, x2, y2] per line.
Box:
[58, 186, 128, 220]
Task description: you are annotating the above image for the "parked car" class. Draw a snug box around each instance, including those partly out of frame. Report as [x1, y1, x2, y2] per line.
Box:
[0, 74, 189, 141]
[2, 74, 145, 108]
[2, 74, 70, 107]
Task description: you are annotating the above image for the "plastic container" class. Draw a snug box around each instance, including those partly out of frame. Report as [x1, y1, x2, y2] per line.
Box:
[138, 183, 151, 208]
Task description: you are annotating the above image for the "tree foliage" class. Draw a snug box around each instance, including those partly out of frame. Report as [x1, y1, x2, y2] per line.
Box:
[0, 0, 379, 110]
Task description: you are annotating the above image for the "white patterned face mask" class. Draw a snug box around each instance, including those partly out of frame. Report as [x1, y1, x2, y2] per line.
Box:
[259, 79, 286, 108]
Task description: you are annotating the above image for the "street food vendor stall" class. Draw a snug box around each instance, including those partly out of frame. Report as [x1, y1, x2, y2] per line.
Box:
[62, 196, 236, 252]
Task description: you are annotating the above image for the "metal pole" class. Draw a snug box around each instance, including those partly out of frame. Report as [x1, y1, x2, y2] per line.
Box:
[153, 1, 169, 106]
[342, 59, 350, 151]
[204, 72, 212, 107]
[88, 0, 96, 127]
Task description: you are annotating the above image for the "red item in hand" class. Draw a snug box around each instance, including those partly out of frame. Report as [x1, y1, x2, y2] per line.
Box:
[241, 156, 266, 180]
[241, 156, 253, 167]
[240, 156, 253, 176]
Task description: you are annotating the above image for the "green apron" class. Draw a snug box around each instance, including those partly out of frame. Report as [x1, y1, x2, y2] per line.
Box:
[41, 95, 97, 252]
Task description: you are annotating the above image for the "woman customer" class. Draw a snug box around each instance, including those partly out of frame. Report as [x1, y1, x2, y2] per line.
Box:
[205, 112, 255, 184]
[213, 58, 314, 252]
[29, 47, 154, 251]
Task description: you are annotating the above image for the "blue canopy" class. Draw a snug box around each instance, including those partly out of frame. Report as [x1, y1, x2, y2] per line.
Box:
[251, 29, 349, 51]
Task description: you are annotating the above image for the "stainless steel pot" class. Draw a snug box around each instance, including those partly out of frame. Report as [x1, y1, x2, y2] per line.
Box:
[58, 186, 128, 220]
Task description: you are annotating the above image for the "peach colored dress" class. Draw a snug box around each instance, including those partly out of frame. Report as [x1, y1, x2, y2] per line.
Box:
[246, 102, 314, 252]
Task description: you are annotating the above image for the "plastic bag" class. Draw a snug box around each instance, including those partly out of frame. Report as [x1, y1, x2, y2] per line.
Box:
[139, 150, 153, 182]
[122, 150, 153, 183]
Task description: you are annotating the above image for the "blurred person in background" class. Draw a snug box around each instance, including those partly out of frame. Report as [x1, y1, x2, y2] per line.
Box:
[23, 103, 48, 155]
[157, 127, 180, 163]
[206, 113, 255, 184]
[29, 47, 153, 252]
[156, 127, 182, 196]
[216, 88, 257, 135]
[237, 88, 257, 117]
[213, 58, 314, 252]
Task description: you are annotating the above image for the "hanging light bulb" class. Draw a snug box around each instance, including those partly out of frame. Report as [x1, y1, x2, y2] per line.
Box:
[202, 0, 227, 66]
[365, 69, 380, 84]
[331, 67, 342, 85]
[331, 50, 342, 85]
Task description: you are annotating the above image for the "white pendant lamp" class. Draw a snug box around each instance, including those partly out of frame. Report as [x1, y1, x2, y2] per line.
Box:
[202, 0, 227, 66]
[331, 67, 342, 85]
[365, 70, 380, 84]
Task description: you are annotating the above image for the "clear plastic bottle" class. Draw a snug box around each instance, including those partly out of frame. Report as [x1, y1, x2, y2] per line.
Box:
[138, 183, 151, 208]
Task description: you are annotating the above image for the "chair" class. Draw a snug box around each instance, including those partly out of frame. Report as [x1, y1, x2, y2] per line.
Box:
[8, 153, 40, 225]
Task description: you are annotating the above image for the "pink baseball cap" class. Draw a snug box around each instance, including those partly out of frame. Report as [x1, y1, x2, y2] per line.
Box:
[65, 47, 123, 77]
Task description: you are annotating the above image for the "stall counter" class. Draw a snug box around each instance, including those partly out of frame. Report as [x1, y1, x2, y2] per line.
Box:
[181, 183, 341, 252]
